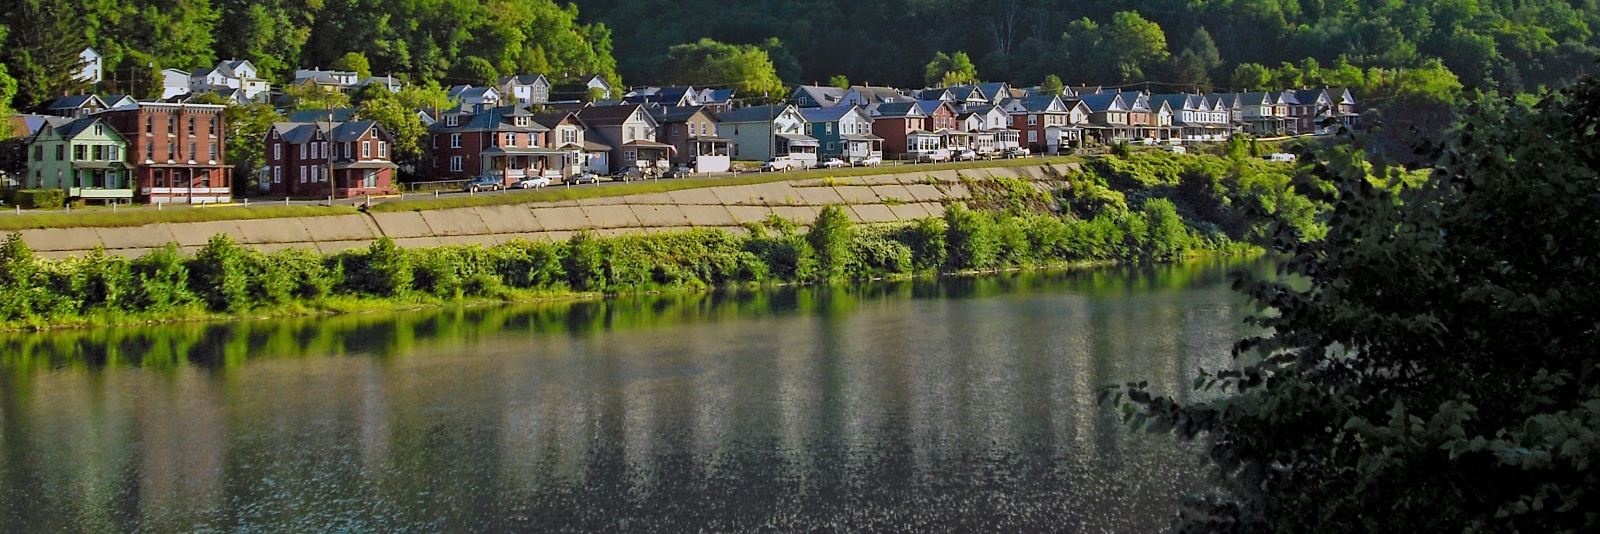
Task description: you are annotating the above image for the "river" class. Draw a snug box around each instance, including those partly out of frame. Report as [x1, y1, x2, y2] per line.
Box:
[0, 259, 1260, 533]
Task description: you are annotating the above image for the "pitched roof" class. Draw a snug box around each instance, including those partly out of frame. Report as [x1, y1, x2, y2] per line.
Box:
[531, 111, 580, 130]
[1010, 95, 1065, 113]
[288, 108, 358, 123]
[576, 103, 652, 127]
[799, 105, 866, 123]
[329, 120, 383, 142]
[44, 95, 104, 111]
[649, 105, 711, 124]
[431, 104, 550, 132]
[714, 104, 795, 123]
[1077, 92, 1126, 112]
[497, 74, 549, 86]
[793, 85, 847, 106]
[915, 100, 953, 116]
[872, 102, 925, 118]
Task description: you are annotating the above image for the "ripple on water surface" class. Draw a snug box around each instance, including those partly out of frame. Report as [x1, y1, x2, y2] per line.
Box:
[0, 259, 1261, 532]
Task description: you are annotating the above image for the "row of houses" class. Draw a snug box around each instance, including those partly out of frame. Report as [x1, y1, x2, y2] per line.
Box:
[25, 57, 1358, 205]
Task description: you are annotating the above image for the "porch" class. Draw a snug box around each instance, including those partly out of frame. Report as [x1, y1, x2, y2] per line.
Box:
[68, 161, 133, 203]
[777, 134, 820, 167]
[690, 137, 732, 173]
[482, 147, 568, 185]
[842, 134, 884, 163]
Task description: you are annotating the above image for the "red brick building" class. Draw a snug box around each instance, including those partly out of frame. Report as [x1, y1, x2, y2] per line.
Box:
[869, 102, 930, 157]
[427, 104, 561, 184]
[263, 120, 400, 198]
[97, 102, 232, 204]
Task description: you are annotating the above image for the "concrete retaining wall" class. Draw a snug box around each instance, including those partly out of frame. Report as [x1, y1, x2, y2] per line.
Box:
[22, 163, 1079, 259]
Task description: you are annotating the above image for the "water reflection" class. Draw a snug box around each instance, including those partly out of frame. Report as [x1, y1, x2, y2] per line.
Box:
[0, 259, 1260, 532]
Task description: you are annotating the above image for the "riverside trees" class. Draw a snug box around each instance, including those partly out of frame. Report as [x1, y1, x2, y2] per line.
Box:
[1113, 80, 1600, 532]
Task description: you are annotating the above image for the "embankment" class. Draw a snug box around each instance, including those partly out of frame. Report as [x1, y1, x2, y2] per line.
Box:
[18, 163, 1081, 259]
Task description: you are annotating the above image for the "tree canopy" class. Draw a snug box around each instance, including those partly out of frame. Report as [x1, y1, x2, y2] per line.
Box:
[656, 38, 784, 98]
[1114, 79, 1600, 532]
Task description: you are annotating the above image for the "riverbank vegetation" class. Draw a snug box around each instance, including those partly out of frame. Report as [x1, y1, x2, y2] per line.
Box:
[1114, 81, 1600, 532]
[0, 152, 1308, 330]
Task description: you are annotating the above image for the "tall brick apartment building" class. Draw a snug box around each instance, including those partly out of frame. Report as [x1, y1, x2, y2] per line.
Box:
[97, 102, 232, 204]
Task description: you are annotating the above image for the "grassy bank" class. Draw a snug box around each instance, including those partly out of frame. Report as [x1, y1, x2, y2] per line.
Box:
[0, 204, 361, 232]
[0, 152, 1313, 331]
[368, 156, 1082, 212]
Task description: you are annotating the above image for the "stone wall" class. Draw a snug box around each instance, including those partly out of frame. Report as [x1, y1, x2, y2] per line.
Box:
[20, 163, 1079, 259]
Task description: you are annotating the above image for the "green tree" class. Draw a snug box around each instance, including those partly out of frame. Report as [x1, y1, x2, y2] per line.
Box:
[4, 0, 90, 109]
[1116, 81, 1600, 532]
[924, 51, 977, 87]
[658, 38, 783, 97]
[1172, 27, 1223, 90]
[1230, 63, 1272, 91]
[1039, 74, 1063, 96]
[828, 74, 849, 89]
[280, 82, 350, 112]
[1062, 12, 1169, 85]
[353, 85, 427, 180]
[807, 206, 855, 281]
[332, 51, 372, 78]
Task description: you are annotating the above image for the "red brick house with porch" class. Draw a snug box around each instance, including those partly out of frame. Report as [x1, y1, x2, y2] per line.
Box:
[428, 104, 561, 184]
[263, 120, 399, 198]
[96, 102, 232, 204]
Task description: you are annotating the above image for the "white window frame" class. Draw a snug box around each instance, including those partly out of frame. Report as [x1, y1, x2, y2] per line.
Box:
[273, 166, 281, 184]
[362, 141, 371, 158]
[378, 142, 387, 158]
[299, 165, 307, 183]
[450, 134, 461, 148]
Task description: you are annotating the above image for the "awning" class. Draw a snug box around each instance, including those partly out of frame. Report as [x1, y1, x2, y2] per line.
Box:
[689, 136, 732, 143]
[333, 160, 400, 170]
[71, 161, 124, 169]
[481, 147, 569, 156]
[623, 140, 674, 148]
[841, 134, 883, 141]
[776, 134, 819, 147]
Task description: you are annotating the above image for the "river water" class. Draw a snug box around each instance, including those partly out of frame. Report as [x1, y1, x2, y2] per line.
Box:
[0, 259, 1260, 533]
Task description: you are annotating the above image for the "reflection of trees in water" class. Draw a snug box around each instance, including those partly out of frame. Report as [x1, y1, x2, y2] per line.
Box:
[0, 257, 1260, 531]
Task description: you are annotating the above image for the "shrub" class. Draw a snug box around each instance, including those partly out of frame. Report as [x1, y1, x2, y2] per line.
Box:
[944, 204, 999, 270]
[808, 206, 856, 281]
[130, 244, 194, 312]
[10, 189, 67, 209]
[1141, 197, 1194, 260]
[891, 217, 947, 271]
[492, 239, 565, 290]
[851, 227, 913, 278]
[0, 234, 45, 319]
[72, 247, 134, 311]
[344, 237, 412, 297]
[563, 231, 607, 291]
[189, 235, 253, 311]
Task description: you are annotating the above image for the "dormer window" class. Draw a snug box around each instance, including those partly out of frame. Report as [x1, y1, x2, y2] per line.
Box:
[446, 115, 459, 127]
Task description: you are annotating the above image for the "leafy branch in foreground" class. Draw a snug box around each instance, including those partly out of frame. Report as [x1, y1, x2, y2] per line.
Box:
[1111, 81, 1600, 532]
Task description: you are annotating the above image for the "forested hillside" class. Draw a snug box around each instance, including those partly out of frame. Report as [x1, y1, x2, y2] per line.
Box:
[578, 0, 1600, 92]
[0, 0, 622, 110]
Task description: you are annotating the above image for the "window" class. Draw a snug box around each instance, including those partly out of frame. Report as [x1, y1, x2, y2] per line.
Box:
[74, 145, 85, 160]
[310, 143, 318, 159]
[209, 116, 217, 136]
[32, 146, 41, 161]
[449, 155, 463, 172]
[300, 144, 307, 159]
[274, 144, 281, 160]
[189, 143, 197, 160]
[92, 145, 104, 160]
[146, 142, 154, 160]
[273, 166, 281, 184]
[209, 143, 216, 161]
[362, 141, 371, 158]
[446, 116, 458, 127]
[167, 115, 176, 135]
[300, 165, 307, 183]
[378, 142, 387, 158]
[825, 123, 833, 135]
[188, 117, 195, 136]
[94, 124, 103, 136]
[827, 142, 835, 151]
[450, 134, 461, 148]
[504, 132, 515, 146]
[1028, 130, 1038, 143]
[145, 115, 154, 135]
[1027, 114, 1038, 126]
[432, 135, 438, 149]
[319, 142, 327, 158]
[627, 127, 635, 141]
[364, 169, 377, 188]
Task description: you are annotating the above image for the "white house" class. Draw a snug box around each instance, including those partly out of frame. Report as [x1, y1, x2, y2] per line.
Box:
[190, 60, 271, 102]
[497, 74, 551, 104]
[75, 48, 103, 84]
[160, 69, 191, 99]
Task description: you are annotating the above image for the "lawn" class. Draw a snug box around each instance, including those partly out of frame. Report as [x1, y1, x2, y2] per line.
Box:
[0, 204, 360, 232]
[369, 156, 1080, 212]
[0, 157, 1081, 230]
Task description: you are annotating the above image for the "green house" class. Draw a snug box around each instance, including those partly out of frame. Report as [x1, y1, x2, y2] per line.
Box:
[25, 116, 133, 203]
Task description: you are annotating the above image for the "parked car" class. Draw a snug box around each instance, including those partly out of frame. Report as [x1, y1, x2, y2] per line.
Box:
[856, 155, 883, 167]
[916, 149, 950, 163]
[465, 176, 504, 192]
[950, 148, 977, 161]
[664, 165, 692, 179]
[762, 156, 799, 172]
[975, 148, 999, 160]
[1265, 153, 1296, 163]
[611, 166, 644, 181]
[512, 176, 551, 189]
[1161, 144, 1188, 154]
[567, 172, 601, 185]
[1003, 147, 1031, 159]
[819, 158, 848, 169]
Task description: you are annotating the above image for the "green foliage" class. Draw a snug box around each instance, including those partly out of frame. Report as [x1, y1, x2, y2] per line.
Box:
[658, 38, 784, 97]
[828, 74, 849, 89]
[1116, 80, 1600, 533]
[808, 205, 855, 281]
[1039, 74, 1064, 96]
[353, 85, 427, 178]
[944, 204, 1000, 270]
[331, 52, 372, 78]
[343, 237, 411, 297]
[128, 244, 193, 313]
[925, 51, 978, 86]
[9, 189, 66, 209]
[492, 238, 565, 290]
[562, 231, 607, 292]
[1062, 12, 1170, 84]
[188, 234, 252, 312]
